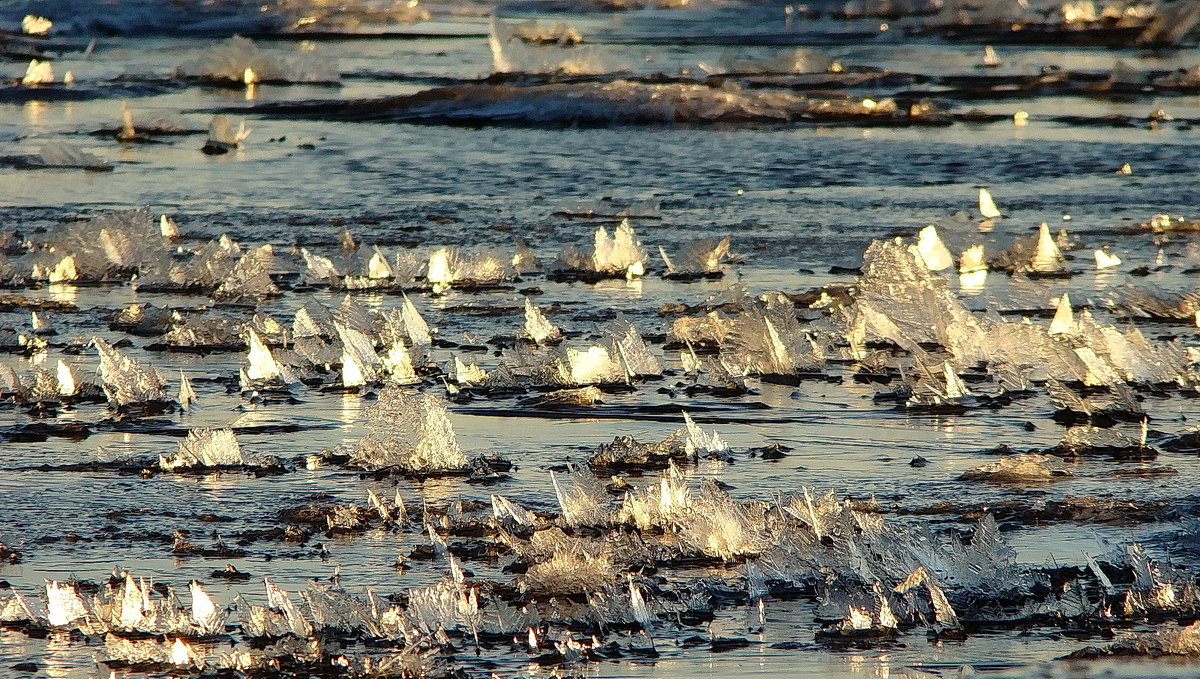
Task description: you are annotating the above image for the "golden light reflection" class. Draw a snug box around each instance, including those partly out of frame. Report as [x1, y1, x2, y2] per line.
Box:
[24, 100, 48, 125]
[45, 284, 76, 305]
[958, 270, 987, 294]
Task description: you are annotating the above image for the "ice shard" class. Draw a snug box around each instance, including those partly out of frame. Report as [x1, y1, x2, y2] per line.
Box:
[978, 188, 1002, 219]
[916, 225, 952, 271]
[159, 428, 247, 470]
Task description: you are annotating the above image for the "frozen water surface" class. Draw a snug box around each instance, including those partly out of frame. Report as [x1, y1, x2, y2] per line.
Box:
[2, 0, 1200, 677]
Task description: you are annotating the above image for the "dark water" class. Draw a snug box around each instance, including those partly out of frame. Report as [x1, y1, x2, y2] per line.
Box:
[2, 1, 1200, 677]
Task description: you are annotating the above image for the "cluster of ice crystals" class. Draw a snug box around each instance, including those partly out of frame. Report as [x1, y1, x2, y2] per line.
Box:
[350, 387, 468, 473]
[180, 36, 336, 84]
[93, 337, 167, 406]
[159, 429, 247, 470]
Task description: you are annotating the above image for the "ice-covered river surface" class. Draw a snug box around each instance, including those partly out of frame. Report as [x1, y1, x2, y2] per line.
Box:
[2, 1, 1200, 677]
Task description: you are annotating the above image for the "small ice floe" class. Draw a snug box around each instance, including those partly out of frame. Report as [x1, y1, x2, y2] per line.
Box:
[159, 428, 247, 471]
[212, 244, 279, 303]
[722, 294, 823, 380]
[960, 453, 1073, 483]
[1143, 213, 1200, 232]
[21, 59, 53, 85]
[202, 115, 251, 154]
[21, 15, 53, 35]
[659, 236, 731, 279]
[819, 596, 897, 641]
[1105, 283, 1200, 321]
[590, 430, 693, 472]
[978, 187, 1002, 220]
[901, 362, 975, 412]
[554, 220, 647, 281]
[1068, 620, 1200, 659]
[1094, 247, 1122, 269]
[995, 223, 1071, 276]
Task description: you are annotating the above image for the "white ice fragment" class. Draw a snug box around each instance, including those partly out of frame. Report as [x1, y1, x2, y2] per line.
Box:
[978, 188, 1002, 219]
[22, 15, 52, 35]
[204, 115, 250, 152]
[48, 255, 78, 283]
[628, 577, 653, 631]
[35, 143, 109, 170]
[350, 389, 468, 473]
[579, 220, 646, 278]
[451, 355, 486, 386]
[942, 362, 970, 399]
[178, 371, 196, 409]
[381, 341, 419, 383]
[367, 246, 393, 279]
[1049, 293, 1074, 336]
[189, 581, 222, 634]
[959, 244, 986, 273]
[30, 311, 51, 334]
[917, 225, 953, 271]
[427, 248, 453, 294]
[682, 412, 728, 456]
[160, 429, 246, 470]
[566, 345, 613, 384]
[301, 248, 341, 281]
[1094, 248, 1122, 269]
[337, 322, 381, 387]
[170, 637, 192, 666]
[45, 580, 88, 627]
[94, 337, 166, 405]
[56, 359, 78, 396]
[160, 215, 180, 239]
[400, 293, 432, 349]
[22, 59, 54, 85]
[245, 328, 294, 383]
[981, 45, 1001, 67]
[1032, 223, 1067, 273]
[523, 298, 561, 344]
